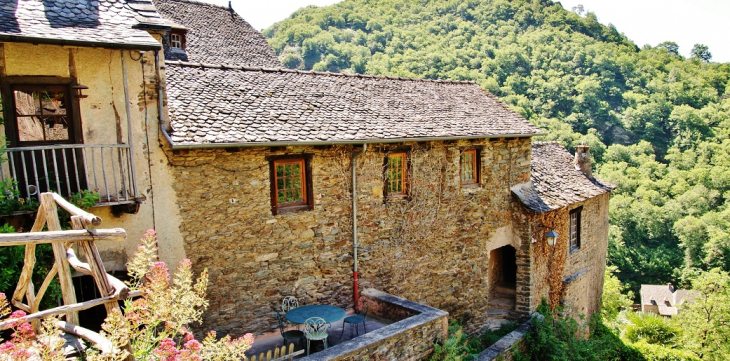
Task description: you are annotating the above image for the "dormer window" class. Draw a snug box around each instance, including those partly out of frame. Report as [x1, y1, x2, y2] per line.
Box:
[170, 31, 185, 50]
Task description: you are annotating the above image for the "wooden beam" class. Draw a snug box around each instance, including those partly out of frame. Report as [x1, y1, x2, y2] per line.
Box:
[56, 321, 114, 355]
[0, 228, 127, 247]
[43, 193, 79, 325]
[50, 192, 102, 226]
[0, 294, 120, 330]
[66, 248, 130, 300]
[11, 209, 47, 309]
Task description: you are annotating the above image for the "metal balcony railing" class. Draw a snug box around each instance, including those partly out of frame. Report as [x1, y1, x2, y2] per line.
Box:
[2, 144, 139, 205]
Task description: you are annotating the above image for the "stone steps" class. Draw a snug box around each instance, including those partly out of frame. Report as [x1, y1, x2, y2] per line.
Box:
[487, 308, 511, 316]
[494, 292, 516, 300]
[484, 318, 511, 331]
[488, 297, 516, 310]
[495, 285, 516, 295]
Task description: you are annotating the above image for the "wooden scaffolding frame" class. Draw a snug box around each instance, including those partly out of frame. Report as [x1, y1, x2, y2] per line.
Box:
[0, 192, 129, 356]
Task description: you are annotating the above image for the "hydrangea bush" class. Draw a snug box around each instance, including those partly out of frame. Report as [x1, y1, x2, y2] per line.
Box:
[0, 230, 254, 360]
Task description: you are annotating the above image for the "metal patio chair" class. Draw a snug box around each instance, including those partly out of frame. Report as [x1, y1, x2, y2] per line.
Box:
[282, 296, 299, 313]
[276, 312, 304, 349]
[303, 317, 329, 355]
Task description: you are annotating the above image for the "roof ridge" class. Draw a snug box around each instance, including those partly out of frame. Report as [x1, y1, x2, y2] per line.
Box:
[156, 0, 232, 11]
[164, 60, 477, 85]
[531, 140, 562, 146]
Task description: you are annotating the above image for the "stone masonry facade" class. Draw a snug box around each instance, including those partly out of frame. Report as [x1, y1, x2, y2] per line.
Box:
[520, 193, 610, 317]
[166, 137, 532, 335]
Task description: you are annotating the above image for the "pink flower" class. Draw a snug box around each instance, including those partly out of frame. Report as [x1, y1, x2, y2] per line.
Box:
[0, 341, 16, 353]
[184, 333, 194, 342]
[183, 339, 201, 352]
[153, 338, 179, 360]
[10, 348, 33, 360]
[9, 310, 26, 319]
[243, 333, 255, 345]
[15, 322, 35, 339]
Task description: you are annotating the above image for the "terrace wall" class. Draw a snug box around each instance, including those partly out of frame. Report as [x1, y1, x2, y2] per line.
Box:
[298, 288, 448, 360]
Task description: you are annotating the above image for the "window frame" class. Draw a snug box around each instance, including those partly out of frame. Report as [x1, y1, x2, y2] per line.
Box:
[569, 206, 582, 252]
[169, 30, 187, 50]
[384, 152, 408, 198]
[267, 154, 313, 215]
[460, 149, 480, 187]
[1, 77, 83, 147]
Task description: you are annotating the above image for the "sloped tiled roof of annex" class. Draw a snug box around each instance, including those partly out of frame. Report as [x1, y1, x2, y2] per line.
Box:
[511, 142, 615, 213]
[152, 0, 280, 67]
[163, 61, 544, 146]
[0, 0, 164, 49]
[640, 284, 696, 307]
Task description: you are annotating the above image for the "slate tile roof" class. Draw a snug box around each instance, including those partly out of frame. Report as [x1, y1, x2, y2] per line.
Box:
[0, 0, 164, 49]
[152, 0, 281, 67]
[163, 61, 544, 146]
[640, 284, 697, 316]
[512, 141, 615, 213]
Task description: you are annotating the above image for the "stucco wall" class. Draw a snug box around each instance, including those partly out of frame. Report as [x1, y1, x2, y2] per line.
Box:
[166, 137, 532, 335]
[0, 41, 186, 271]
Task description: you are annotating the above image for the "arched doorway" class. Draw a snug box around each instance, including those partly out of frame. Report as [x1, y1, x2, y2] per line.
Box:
[487, 245, 517, 328]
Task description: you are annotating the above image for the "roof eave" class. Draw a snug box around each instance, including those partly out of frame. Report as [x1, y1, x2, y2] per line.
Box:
[0, 34, 162, 50]
[161, 128, 547, 150]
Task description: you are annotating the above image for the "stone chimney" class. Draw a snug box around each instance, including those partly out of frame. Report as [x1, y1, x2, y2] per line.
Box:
[574, 143, 592, 177]
[668, 282, 675, 293]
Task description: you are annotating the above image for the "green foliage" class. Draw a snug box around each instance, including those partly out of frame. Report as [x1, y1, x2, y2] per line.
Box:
[430, 320, 519, 361]
[0, 178, 39, 215]
[516, 300, 642, 361]
[602, 265, 634, 321]
[619, 312, 680, 346]
[69, 190, 101, 210]
[674, 269, 730, 359]
[629, 341, 699, 361]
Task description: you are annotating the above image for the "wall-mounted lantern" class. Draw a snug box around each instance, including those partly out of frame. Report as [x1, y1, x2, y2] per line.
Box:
[545, 230, 559, 246]
[71, 84, 88, 99]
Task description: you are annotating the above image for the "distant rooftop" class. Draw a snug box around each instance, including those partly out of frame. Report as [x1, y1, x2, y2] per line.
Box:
[512, 142, 615, 213]
[163, 61, 544, 146]
[640, 284, 697, 317]
[0, 0, 164, 49]
[153, 0, 281, 67]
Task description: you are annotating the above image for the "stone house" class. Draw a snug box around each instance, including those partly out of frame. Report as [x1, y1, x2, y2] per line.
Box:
[0, 0, 615, 336]
[640, 283, 696, 316]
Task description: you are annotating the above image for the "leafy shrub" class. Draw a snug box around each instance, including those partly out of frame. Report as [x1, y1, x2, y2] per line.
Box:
[515, 300, 642, 361]
[430, 320, 519, 361]
[630, 341, 700, 361]
[620, 312, 680, 346]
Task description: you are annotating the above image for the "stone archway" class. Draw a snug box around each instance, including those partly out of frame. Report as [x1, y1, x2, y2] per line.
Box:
[487, 245, 517, 329]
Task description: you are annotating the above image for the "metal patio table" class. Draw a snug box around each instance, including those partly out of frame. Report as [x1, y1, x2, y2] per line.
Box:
[284, 304, 347, 324]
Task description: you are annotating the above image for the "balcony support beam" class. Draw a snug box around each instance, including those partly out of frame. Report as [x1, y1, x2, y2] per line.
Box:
[121, 50, 140, 199]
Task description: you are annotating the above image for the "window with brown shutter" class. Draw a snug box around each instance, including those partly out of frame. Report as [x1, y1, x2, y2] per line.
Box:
[460, 149, 480, 186]
[569, 206, 582, 252]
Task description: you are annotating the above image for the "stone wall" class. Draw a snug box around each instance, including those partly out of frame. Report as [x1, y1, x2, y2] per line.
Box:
[522, 192, 610, 317]
[300, 288, 448, 361]
[166, 137, 532, 335]
[477, 317, 535, 361]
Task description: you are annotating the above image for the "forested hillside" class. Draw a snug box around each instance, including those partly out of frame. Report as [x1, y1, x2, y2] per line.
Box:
[264, 0, 730, 293]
